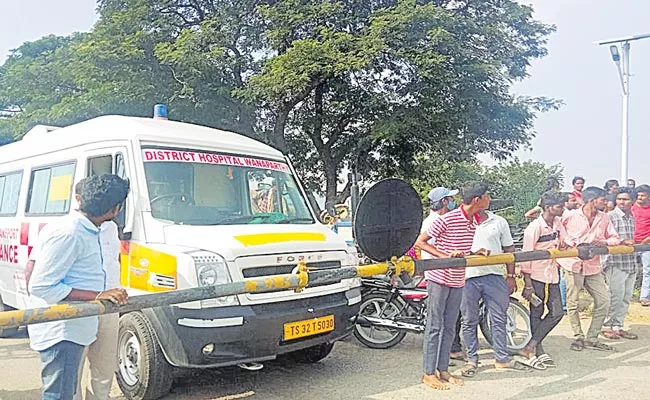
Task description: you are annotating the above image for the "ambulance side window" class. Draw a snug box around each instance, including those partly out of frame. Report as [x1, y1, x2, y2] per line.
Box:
[26, 162, 76, 215]
[0, 171, 23, 216]
[113, 153, 129, 236]
[115, 153, 126, 179]
[87, 155, 113, 176]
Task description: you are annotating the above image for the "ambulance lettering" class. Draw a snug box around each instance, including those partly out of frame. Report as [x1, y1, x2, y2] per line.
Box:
[0, 228, 19, 264]
[142, 149, 291, 174]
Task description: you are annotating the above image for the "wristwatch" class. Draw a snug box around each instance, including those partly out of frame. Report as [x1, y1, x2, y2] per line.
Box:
[506, 273, 518, 278]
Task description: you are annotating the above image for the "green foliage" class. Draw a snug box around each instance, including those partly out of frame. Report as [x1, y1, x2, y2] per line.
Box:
[0, 0, 560, 206]
[485, 158, 564, 222]
[409, 156, 563, 224]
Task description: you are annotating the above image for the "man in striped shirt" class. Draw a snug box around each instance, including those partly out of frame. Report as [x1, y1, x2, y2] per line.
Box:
[415, 181, 491, 390]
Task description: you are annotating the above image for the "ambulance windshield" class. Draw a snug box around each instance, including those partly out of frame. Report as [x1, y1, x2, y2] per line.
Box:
[142, 148, 314, 225]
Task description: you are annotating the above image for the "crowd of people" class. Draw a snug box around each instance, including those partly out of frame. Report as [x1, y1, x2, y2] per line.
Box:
[21, 172, 650, 397]
[413, 176, 650, 390]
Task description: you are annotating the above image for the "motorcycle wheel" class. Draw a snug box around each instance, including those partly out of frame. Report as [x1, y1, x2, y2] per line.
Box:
[480, 298, 532, 355]
[353, 292, 408, 349]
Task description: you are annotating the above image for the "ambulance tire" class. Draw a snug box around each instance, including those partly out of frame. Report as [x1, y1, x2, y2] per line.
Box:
[0, 300, 19, 338]
[116, 312, 173, 400]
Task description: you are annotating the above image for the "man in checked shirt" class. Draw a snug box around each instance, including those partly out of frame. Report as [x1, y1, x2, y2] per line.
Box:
[602, 187, 640, 340]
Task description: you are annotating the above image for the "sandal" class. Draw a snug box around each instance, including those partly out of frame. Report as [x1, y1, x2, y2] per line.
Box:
[601, 330, 621, 340]
[640, 299, 650, 307]
[536, 354, 556, 368]
[519, 356, 546, 371]
[495, 360, 530, 372]
[460, 363, 478, 378]
[618, 330, 638, 340]
[584, 340, 614, 352]
[570, 339, 584, 351]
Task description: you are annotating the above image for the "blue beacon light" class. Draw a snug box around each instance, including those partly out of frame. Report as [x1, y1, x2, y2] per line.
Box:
[153, 104, 168, 120]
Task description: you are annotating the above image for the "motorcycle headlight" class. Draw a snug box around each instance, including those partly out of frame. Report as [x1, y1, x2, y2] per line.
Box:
[190, 251, 239, 307]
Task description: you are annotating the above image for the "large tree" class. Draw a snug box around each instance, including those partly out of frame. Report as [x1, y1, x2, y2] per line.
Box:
[0, 0, 558, 205]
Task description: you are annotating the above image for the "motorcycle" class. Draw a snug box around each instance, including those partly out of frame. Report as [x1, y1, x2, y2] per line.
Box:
[354, 273, 532, 352]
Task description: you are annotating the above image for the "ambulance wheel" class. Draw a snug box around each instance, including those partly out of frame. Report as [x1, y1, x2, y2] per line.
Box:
[0, 300, 19, 338]
[116, 312, 172, 400]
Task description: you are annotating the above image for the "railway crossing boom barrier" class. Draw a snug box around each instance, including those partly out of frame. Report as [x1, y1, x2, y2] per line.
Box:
[2, 243, 648, 331]
[2, 178, 647, 331]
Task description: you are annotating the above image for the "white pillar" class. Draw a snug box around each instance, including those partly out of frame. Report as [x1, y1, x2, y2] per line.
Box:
[621, 42, 631, 184]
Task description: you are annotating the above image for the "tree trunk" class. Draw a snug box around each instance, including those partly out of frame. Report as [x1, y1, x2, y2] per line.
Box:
[311, 83, 339, 206]
[324, 164, 338, 205]
[270, 106, 290, 153]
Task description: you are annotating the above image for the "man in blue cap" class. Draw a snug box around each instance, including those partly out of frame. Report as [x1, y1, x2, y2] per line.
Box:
[419, 187, 465, 360]
[421, 187, 459, 240]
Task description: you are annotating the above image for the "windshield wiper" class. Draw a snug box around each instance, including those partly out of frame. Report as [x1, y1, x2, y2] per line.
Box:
[275, 217, 314, 224]
[207, 215, 256, 225]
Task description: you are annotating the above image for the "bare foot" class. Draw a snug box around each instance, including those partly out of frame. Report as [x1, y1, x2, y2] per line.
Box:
[518, 347, 534, 359]
[437, 370, 464, 386]
[422, 374, 449, 390]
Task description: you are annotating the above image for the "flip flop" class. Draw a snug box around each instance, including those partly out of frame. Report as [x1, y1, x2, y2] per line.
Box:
[601, 330, 621, 340]
[536, 354, 556, 368]
[460, 363, 478, 378]
[618, 330, 639, 340]
[518, 356, 546, 370]
[495, 360, 530, 372]
[570, 339, 584, 351]
[584, 340, 615, 352]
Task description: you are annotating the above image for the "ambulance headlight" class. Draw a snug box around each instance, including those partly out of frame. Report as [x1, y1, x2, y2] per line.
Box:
[197, 265, 218, 286]
[190, 251, 239, 307]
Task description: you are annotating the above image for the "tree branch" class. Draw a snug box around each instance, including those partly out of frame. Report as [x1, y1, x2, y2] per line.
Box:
[325, 114, 350, 150]
[159, 9, 200, 28]
[336, 181, 352, 203]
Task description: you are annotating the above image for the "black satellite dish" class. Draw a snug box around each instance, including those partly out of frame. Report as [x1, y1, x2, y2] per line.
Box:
[354, 179, 423, 262]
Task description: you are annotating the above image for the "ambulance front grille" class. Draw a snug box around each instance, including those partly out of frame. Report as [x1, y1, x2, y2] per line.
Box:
[242, 260, 341, 278]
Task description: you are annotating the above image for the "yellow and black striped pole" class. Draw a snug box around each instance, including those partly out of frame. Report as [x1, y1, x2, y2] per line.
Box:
[413, 243, 650, 273]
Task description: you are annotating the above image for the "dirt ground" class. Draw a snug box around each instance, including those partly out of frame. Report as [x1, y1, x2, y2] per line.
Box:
[1, 303, 649, 400]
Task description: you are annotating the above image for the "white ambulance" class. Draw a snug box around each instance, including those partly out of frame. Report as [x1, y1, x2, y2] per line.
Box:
[0, 113, 361, 399]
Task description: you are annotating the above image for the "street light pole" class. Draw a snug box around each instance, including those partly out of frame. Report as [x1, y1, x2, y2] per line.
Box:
[621, 42, 630, 185]
[596, 33, 650, 184]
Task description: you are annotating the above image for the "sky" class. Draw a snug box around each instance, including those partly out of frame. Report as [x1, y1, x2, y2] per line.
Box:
[2, 1, 650, 191]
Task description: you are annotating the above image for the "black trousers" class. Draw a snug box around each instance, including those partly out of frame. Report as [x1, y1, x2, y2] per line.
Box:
[529, 280, 564, 355]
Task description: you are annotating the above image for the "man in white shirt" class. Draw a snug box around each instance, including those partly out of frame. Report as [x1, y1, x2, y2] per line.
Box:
[459, 209, 524, 376]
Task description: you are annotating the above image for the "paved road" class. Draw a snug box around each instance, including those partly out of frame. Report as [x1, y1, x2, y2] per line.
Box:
[1, 313, 650, 400]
